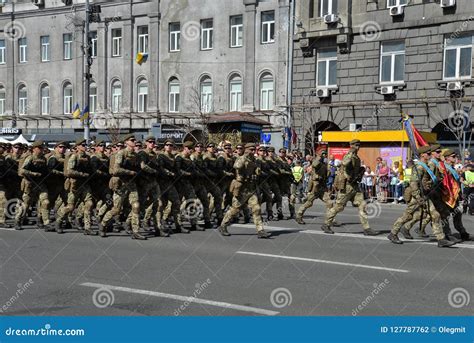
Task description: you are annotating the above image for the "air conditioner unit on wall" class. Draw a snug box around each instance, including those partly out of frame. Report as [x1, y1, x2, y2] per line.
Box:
[390, 6, 404, 16]
[440, 0, 455, 8]
[447, 81, 462, 91]
[316, 88, 330, 98]
[381, 85, 395, 95]
[324, 14, 339, 24]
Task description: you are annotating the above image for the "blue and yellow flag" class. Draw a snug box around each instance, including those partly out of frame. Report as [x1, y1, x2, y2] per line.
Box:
[72, 103, 81, 119]
[80, 105, 89, 122]
[136, 52, 148, 65]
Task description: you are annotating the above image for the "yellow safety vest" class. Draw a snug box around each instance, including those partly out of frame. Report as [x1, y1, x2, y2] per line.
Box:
[292, 166, 304, 183]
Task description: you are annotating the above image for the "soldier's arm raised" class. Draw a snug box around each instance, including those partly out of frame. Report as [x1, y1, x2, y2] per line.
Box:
[19, 156, 41, 178]
[66, 154, 89, 178]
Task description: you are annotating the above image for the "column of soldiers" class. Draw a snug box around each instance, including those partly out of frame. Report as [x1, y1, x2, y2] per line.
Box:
[0, 138, 470, 247]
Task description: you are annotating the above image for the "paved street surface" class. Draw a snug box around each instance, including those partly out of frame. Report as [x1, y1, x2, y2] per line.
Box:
[1, 203, 473, 316]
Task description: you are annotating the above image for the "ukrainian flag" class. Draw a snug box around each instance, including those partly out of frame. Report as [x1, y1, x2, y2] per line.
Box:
[72, 103, 81, 119]
[136, 52, 148, 65]
[80, 105, 90, 122]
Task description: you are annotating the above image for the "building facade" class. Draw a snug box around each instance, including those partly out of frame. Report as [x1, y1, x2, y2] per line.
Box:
[292, 0, 474, 150]
[0, 0, 292, 144]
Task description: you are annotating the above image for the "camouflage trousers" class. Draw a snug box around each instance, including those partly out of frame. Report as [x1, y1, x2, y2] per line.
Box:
[269, 179, 282, 216]
[16, 181, 50, 226]
[206, 182, 223, 220]
[57, 182, 94, 230]
[156, 181, 181, 225]
[176, 181, 199, 225]
[221, 188, 264, 233]
[192, 181, 211, 223]
[258, 180, 274, 217]
[101, 181, 140, 233]
[137, 180, 161, 228]
[324, 183, 370, 230]
[297, 182, 332, 219]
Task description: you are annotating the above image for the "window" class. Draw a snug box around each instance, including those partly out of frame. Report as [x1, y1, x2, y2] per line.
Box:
[40, 36, 50, 62]
[90, 31, 97, 58]
[320, 0, 338, 16]
[169, 79, 180, 113]
[230, 15, 243, 47]
[261, 11, 275, 44]
[18, 38, 27, 63]
[229, 75, 242, 111]
[201, 19, 213, 50]
[111, 81, 122, 113]
[0, 88, 5, 115]
[380, 41, 405, 84]
[63, 83, 73, 115]
[112, 29, 122, 57]
[63, 33, 72, 60]
[444, 36, 473, 80]
[317, 48, 337, 87]
[260, 74, 274, 110]
[169, 23, 181, 52]
[18, 85, 27, 115]
[41, 84, 50, 115]
[138, 26, 148, 54]
[137, 79, 148, 113]
[387, 0, 408, 7]
[200, 77, 213, 113]
[0, 40, 5, 64]
[90, 83, 97, 114]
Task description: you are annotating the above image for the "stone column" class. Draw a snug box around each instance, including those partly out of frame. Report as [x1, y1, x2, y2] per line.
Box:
[122, 18, 133, 113]
[242, 0, 257, 112]
[97, 22, 107, 113]
[148, 12, 160, 113]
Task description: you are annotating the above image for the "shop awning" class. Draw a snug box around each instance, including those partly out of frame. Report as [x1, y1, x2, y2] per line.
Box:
[322, 130, 437, 143]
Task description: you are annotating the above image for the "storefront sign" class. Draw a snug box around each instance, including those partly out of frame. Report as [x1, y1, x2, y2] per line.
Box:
[0, 128, 22, 135]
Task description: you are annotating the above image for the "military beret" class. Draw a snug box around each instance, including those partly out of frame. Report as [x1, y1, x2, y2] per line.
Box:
[75, 138, 86, 146]
[55, 141, 67, 148]
[123, 134, 135, 142]
[443, 149, 456, 157]
[417, 146, 431, 155]
[245, 143, 256, 149]
[430, 144, 442, 152]
[135, 141, 143, 146]
[31, 140, 45, 148]
[183, 141, 195, 149]
[267, 147, 275, 152]
[207, 142, 215, 148]
[144, 135, 156, 142]
[350, 139, 361, 145]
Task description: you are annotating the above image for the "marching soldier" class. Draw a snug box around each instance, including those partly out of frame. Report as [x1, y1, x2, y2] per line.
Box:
[296, 150, 332, 224]
[321, 139, 378, 235]
[191, 142, 213, 229]
[276, 148, 295, 219]
[55, 139, 96, 235]
[203, 142, 224, 225]
[255, 145, 275, 220]
[14, 141, 51, 231]
[266, 147, 283, 220]
[45, 141, 68, 230]
[5, 142, 24, 202]
[99, 134, 146, 240]
[217, 142, 235, 210]
[90, 140, 112, 225]
[218, 143, 270, 239]
[0, 143, 8, 228]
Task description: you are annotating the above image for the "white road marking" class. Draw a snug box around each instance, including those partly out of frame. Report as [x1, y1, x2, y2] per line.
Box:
[233, 224, 474, 250]
[80, 282, 279, 316]
[236, 251, 410, 273]
[0, 227, 15, 231]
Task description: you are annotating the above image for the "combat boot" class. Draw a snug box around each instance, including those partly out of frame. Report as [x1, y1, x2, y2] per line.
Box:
[460, 232, 471, 241]
[123, 222, 133, 235]
[387, 233, 403, 244]
[203, 221, 213, 229]
[321, 224, 334, 234]
[438, 239, 456, 248]
[44, 224, 55, 232]
[277, 213, 284, 221]
[97, 223, 107, 238]
[288, 211, 295, 220]
[14, 221, 23, 231]
[176, 225, 190, 234]
[400, 227, 413, 239]
[131, 232, 147, 240]
[446, 235, 462, 244]
[217, 225, 231, 236]
[156, 227, 170, 237]
[363, 228, 379, 236]
[295, 216, 305, 225]
[84, 228, 98, 236]
[54, 221, 64, 234]
[257, 230, 271, 239]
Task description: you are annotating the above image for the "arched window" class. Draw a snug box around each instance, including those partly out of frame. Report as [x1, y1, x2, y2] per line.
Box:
[229, 74, 242, 111]
[0, 86, 5, 116]
[111, 80, 122, 113]
[89, 82, 97, 114]
[40, 83, 50, 115]
[169, 77, 180, 113]
[200, 76, 212, 113]
[259, 73, 274, 110]
[63, 83, 73, 115]
[18, 84, 28, 115]
[137, 78, 148, 113]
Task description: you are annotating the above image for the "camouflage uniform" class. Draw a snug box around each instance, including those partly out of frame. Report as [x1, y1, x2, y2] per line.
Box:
[218, 148, 235, 210]
[5, 150, 23, 201]
[0, 145, 7, 227]
[266, 152, 283, 219]
[275, 153, 295, 218]
[255, 150, 275, 219]
[191, 151, 212, 227]
[90, 149, 112, 223]
[203, 148, 224, 223]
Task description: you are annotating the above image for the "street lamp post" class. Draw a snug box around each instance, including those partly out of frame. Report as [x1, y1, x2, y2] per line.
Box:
[84, 0, 91, 142]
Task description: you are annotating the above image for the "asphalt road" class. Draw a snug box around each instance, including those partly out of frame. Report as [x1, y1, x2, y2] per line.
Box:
[1, 202, 473, 317]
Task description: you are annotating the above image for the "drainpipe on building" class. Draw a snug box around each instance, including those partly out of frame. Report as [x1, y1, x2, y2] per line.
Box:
[286, 0, 295, 146]
[11, 1, 16, 128]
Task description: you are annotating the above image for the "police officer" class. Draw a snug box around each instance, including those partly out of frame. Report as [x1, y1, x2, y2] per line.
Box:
[321, 139, 378, 235]
[218, 143, 270, 239]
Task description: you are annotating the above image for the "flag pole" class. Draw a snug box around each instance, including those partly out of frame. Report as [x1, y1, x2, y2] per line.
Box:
[84, 0, 91, 143]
